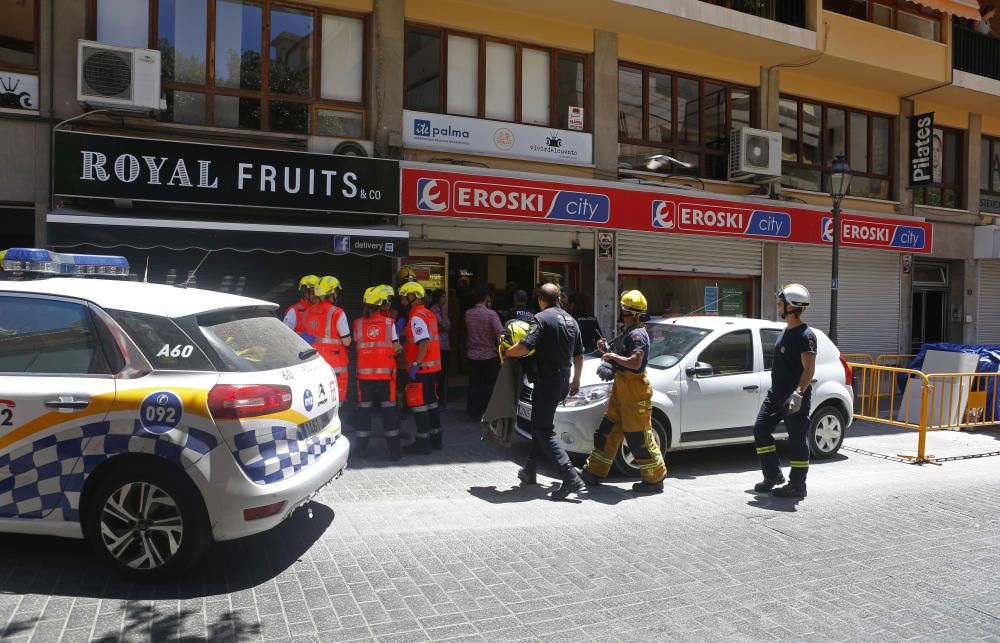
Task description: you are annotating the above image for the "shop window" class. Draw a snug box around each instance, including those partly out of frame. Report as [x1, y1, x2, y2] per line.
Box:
[823, 0, 941, 41]
[538, 261, 580, 291]
[780, 96, 894, 200]
[404, 25, 589, 131]
[697, 329, 753, 376]
[617, 63, 756, 181]
[619, 274, 754, 319]
[981, 136, 1000, 209]
[93, 0, 368, 137]
[912, 127, 964, 209]
[400, 257, 446, 292]
[0, 0, 38, 71]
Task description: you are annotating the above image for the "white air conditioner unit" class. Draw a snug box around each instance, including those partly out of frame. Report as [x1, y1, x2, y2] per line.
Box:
[307, 136, 374, 157]
[77, 40, 161, 112]
[729, 127, 782, 180]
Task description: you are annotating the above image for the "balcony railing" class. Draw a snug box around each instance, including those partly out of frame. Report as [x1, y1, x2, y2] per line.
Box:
[700, 1, 808, 28]
[953, 22, 1000, 82]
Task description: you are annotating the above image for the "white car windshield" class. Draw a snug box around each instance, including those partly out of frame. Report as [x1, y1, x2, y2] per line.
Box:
[647, 324, 711, 370]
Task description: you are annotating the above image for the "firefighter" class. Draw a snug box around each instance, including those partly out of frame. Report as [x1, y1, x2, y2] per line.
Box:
[580, 290, 667, 494]
[753, 283, 817, 499]
[283, 275, 319, 337]
[399, 281, 443, 454]
[353, 286, 401, 460]
[305, 276, 352, 401]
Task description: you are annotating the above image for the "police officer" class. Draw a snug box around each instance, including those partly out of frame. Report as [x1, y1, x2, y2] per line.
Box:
[503, 283, 585, 501]
[580, 290, 666, 493]
[354, 286, 401, 460]
[399, 281, 443, 454]
[753, 283, 817, 499]
[284, 275, 319, 337]
[305, 276, 352, 402]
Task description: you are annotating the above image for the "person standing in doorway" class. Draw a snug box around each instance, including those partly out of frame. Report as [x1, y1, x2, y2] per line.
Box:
[753, 283, 817, 499]
[504, 289, 534, 324]
[503, 283, 585, 501]
[569, 291, 602, 353]
[430, 288, 451, 409]
[464, 286, 504, 420]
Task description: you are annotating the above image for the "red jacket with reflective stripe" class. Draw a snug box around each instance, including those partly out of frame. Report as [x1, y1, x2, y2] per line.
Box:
[305, 301, 348, 372]
[404, 304, 442, 374]
[354, 316, 395, 380]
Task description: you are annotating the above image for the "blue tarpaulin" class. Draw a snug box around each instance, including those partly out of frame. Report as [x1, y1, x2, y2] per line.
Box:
[903, 343, 1000, 420]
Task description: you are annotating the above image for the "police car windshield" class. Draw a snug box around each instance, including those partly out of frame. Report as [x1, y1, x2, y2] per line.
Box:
[198, 308, 315, 373]
[647, 324, 711, 370]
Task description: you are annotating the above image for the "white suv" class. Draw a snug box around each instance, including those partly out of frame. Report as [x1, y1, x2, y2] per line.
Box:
[517, 316, 854, 476]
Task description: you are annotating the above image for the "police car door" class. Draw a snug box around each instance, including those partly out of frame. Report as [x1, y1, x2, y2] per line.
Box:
[0, 294, 117, 519]
[680, 328, 763, 441]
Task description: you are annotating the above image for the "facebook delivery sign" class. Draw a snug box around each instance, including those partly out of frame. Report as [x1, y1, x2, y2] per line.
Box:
[414, 177, 610, 224]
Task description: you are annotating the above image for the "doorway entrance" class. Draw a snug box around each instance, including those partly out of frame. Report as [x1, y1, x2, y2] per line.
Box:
[911, 262, 949, 352]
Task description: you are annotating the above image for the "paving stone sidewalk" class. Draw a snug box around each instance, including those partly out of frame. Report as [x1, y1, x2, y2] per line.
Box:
[2, 412, 1000, 642]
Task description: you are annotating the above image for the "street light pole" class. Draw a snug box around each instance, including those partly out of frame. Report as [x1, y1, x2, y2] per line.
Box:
[828, 153, 852, 347]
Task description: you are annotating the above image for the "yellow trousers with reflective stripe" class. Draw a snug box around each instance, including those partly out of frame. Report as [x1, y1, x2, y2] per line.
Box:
[585, 370, 666, 483]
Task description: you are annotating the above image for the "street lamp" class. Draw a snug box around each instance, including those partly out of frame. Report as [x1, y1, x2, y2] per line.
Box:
[828, 152, 853, 346]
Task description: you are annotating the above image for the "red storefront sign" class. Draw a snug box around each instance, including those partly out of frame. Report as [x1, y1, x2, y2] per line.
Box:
[401, 168, 933, 253]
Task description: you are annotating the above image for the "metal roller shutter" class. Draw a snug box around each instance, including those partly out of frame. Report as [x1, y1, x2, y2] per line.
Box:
[977, 261, 1000, 343]
[779, 245, 900, 356]
[618, 232, 763, 275]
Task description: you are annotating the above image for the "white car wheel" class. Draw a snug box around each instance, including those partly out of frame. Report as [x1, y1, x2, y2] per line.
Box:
[809, 406, 845, 458]
[614, 417, 668, 477]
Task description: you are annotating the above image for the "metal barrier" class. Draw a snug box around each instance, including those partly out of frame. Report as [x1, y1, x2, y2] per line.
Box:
[849, 362, 1000, 464]
[844, 354, 913, 410]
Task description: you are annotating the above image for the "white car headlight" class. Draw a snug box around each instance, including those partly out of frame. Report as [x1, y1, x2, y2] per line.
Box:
[560, 383, 612, 407]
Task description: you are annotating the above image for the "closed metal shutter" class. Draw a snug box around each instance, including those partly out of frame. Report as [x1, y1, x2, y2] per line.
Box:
[618, 232, 763, 275]
[977, 261, 1000, 343]
[779, 245, 901, 356]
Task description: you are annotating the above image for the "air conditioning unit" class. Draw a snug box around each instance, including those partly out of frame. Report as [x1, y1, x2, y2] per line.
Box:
[729, 127, 782, 180]
[307, 136, 374, 157]
[77, 40, 161, 112]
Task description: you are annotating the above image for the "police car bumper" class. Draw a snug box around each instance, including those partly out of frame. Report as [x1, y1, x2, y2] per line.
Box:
[191, 431, 350, 542]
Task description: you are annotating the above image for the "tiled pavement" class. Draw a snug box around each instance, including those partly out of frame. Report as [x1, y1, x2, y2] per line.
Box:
[2, 411, 1000, 642]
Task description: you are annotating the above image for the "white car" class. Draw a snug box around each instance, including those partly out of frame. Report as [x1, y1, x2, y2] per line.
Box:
[0, 250, 348, 579]
[517, 316, 854, 476]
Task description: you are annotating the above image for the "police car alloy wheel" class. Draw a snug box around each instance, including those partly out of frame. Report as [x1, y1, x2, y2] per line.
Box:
[614, 416, 668, 477]
[86, 463, 211, 580]
[809, 405, 846, 459]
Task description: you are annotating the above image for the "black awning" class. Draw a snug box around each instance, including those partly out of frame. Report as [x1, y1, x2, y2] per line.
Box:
[46, 209, 408, 258]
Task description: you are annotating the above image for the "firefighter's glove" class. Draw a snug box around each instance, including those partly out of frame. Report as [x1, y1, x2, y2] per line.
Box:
[596, 360, 615, 382]
[784, 390, 804, 415]
[408, 364, 419, 380]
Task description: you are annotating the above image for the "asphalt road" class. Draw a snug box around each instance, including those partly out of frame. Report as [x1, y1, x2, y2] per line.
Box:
[2, 411, 999, 642]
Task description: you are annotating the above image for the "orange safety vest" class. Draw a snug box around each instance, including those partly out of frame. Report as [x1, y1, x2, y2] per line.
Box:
[285, 299, 310, 334]
[404, 304, 442, 374]
[305, 301, 348, 374]
[354, 316, 395, 380]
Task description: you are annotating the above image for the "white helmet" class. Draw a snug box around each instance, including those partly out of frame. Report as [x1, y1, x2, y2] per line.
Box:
[777, 283, 810, 309]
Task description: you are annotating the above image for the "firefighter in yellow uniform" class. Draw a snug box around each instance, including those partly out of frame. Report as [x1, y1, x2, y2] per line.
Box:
[580, 290, 666, 493]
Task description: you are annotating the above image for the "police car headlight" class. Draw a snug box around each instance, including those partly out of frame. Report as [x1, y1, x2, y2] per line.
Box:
[560, 383, 611, 407]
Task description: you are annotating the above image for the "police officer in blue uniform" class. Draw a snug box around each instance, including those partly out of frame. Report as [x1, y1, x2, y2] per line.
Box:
[753, 283, 817, 499]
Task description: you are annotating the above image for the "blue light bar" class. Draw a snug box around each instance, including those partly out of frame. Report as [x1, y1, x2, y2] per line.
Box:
[2, 248, 130, 277]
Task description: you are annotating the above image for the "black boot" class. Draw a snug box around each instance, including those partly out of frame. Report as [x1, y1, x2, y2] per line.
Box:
[551, 466, 585, 501]
[580, 469, 602, 487]
[772, 481, 807, 498]
[404, 436, 431, 455]
[517, 459, 537, 485]
[631, 480, 664, 494]
[386, 436, 401, 462]
[430, 432, 443, 450]
[754, 474, 786, 493]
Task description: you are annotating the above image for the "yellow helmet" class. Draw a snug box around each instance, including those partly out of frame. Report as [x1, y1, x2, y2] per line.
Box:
[398, 281, 426, 299]
[620, 289, 648, 315]
[315, 276, 342, 297]
[299, 274, 320, 289]
[375, 284, 395, 300]
[364, 285, 391, 306]
[398, 266, 417, 283]
[499, 319, 534, 363]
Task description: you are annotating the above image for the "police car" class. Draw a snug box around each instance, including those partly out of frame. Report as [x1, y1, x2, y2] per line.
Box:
[517, 317, 854, 476]
[0, 249, 348, 579]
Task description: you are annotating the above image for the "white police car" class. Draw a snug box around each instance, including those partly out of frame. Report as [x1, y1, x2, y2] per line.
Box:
[0, 249, 348, 579]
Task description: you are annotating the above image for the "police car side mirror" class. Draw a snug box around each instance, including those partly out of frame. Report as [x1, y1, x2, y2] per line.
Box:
[686, 362, 714, 378]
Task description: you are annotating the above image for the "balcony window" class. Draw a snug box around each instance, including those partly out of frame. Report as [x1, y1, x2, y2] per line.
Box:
[405, 25, 589, 131]
[700, 1, 807, 27]
[953, 17, 1000, 82]
[780, 96, 894, 199]
[0, 0, 38, 71]
[824, 0, 942, 41]
[913, 127, 964, 209]
[95, 0, 368, 136]
[618, 63, 755, 181]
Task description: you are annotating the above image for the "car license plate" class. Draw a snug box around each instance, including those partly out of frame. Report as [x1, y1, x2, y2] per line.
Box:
[297, 410, 334, 441]
[517, 403, 532, 421]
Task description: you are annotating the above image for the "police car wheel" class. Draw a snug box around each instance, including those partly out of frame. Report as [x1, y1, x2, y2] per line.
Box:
[614, 416, 668, 477]
[809, 405, 846, 459]
[86, 463, 210, 580]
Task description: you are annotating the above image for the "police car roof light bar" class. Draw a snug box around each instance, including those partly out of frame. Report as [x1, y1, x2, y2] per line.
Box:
[2, 248, 130, 277]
